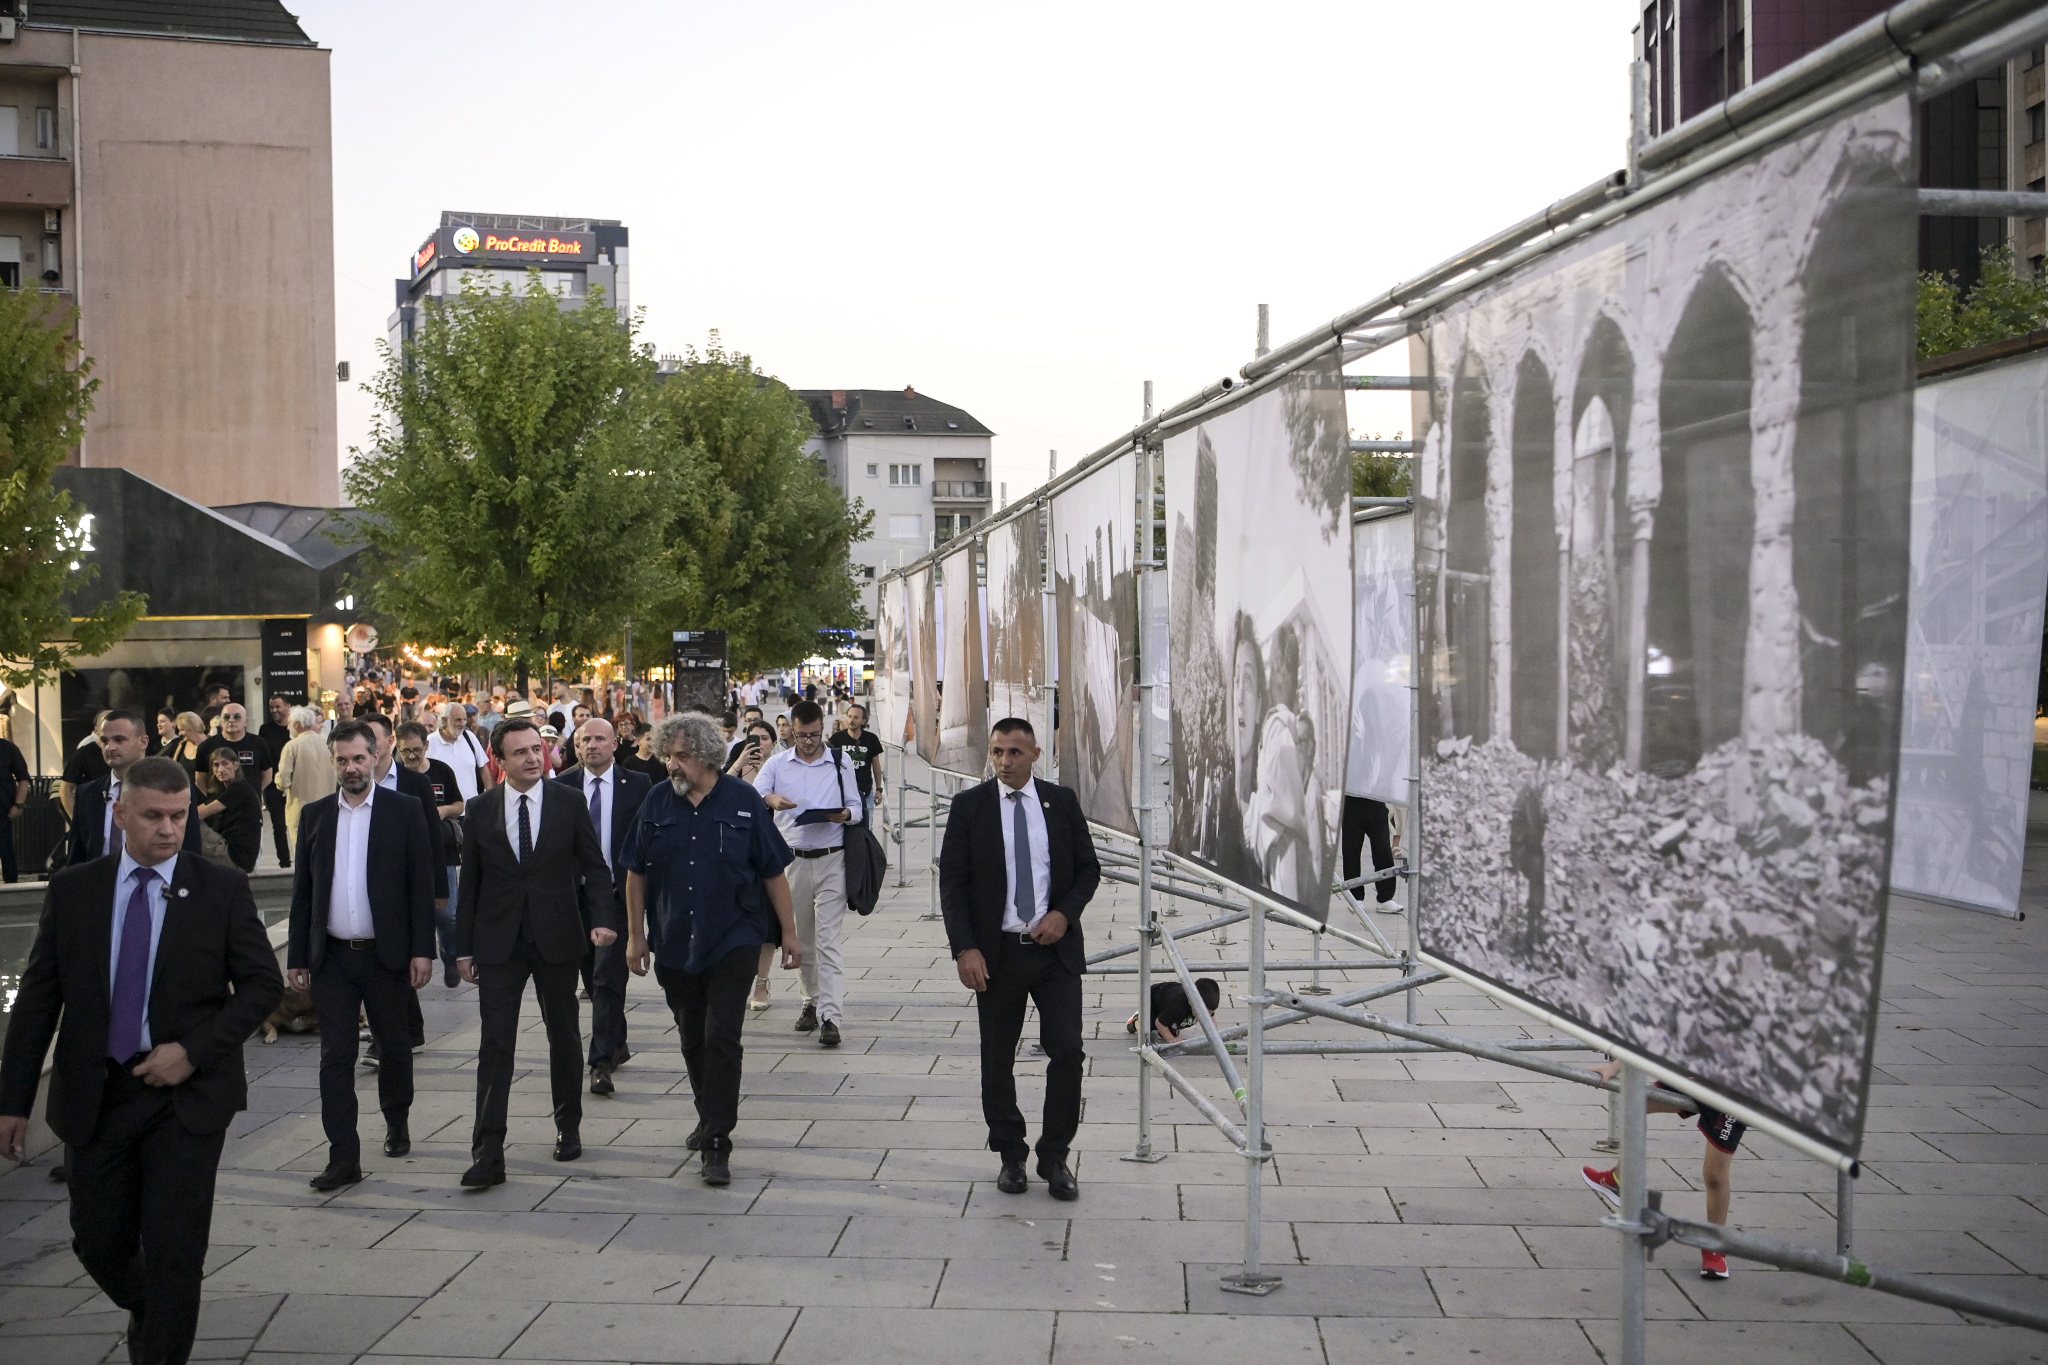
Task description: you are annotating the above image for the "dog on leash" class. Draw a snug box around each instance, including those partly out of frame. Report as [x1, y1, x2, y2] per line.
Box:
[260, 984, 318, 1043]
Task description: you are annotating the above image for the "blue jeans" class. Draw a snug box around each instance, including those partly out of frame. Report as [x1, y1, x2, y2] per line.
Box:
[436, 866, 461, 969]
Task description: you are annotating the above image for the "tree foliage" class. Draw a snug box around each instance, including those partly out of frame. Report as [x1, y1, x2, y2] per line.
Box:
[0, 290, 145, 687]
[342, 274, 673, 685]
[638, 337, 872, 674]
[1917, 245, 2048, 360]
[1351, 435, 1413, 500]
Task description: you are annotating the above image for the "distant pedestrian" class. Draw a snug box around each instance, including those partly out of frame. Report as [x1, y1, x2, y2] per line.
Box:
[167, 713, 207, 781]
[259, 696, 295, 868]
[827, 703, 884, 822]
[69, 711, 202, 865]
[427, 702, 491, 801]
[199, 682, 232, 729]
[196, 705, 273, 806]
[0, 726, 25, 882]
[1582, 1064, 1742, 1281]
[556, 717, 650, 1094]
[153, 707, 179, 757]
[277, 706, 336, 863]
[752, 701, 861, 1047]
[196, 748, 262, 873]
[59, 710, 112, 819]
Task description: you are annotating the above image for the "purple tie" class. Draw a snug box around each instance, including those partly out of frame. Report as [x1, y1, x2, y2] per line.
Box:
[589, 778, 604, 864]
[107, 782, 123, 862]
[108, 867, 158, 1062]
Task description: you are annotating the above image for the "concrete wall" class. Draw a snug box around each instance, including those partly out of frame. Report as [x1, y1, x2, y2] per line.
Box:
[74, 32, 337, 507]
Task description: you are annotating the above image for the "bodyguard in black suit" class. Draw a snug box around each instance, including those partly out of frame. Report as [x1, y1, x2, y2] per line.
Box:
[456, 718, 619, 1186]
[557, 716, 652, 1095]
[359, 710, 450, 1060]
[67, 711, 202, 866]
[938, 717, 1100, 1202]
[0, 759, 283, 1365]
[287, 721, 438, 1190]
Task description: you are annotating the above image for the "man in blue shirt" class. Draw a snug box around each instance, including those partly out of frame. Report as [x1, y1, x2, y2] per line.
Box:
[625, 711, 799, 1187]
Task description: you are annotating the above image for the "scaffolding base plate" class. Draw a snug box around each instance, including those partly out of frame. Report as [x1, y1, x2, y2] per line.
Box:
[1294, 984, 1332, 996]
[1119, 1150, 1169, 1164]
[1219, 1273, 1283, 1297]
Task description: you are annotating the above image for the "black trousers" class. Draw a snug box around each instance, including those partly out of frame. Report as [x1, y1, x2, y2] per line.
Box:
[263, 784, 290, 865]
[587, 937, 630, 1067]
[312, 941, 414, 1165]
[471, 939, 584, 1160]
[657, 944, 757, 1154]
[68, 1064, 226, 1365]
[976, 940, 1084, 1164]
[1342, 795, 1396, 904]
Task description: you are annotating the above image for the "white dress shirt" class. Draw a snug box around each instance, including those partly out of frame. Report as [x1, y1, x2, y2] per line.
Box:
[426, 729, 486, 801]
[578, 764, 616, 870]
[103, 774, 121, 853]
[503, 780, 544, 859]
[997, 779, 1052, 933]
[111, 850, 176, 1051]
[753, 746, 861, 851]
[327, 785, 377, 940]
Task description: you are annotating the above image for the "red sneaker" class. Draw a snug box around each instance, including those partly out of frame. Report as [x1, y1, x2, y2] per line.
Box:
[1581, 1165, 1621, 1209]
[1700, 1250, 1730, 1280]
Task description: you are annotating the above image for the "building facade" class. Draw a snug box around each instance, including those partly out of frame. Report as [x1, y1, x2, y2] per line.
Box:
[799, 386, 995, 649]
[1, 0, 337, 506]
[389, 210, 629, 353]
[1635, 2, 2045, 287]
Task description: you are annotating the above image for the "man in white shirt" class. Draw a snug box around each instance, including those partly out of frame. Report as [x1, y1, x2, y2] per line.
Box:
[426, 702, 491, 801]
[753, 700, 861, 1047]
[556, 718, 652, 1093]
[285, 721, 437, 1191]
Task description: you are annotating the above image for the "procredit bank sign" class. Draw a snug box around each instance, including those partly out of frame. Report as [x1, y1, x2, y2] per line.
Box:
[412, 224, 597, 279]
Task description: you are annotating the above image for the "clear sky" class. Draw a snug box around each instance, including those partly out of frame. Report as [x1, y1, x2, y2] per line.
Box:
[295, 0, 1636, 506]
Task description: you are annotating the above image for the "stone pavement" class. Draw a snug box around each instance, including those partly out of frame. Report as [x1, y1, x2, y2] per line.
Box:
[2, 761, 2047, 1364]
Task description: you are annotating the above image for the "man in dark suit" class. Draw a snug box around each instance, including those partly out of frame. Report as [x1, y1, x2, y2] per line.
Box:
[0, 758, 282, 1365]
[68, 710, 202, 865]
[938, 717, 1100, 1202]
[556, 716, 651, 1096]
[360, 710, 449, 1061]
[455, 717, 619, 1187]
[286, 720, 438, 1190]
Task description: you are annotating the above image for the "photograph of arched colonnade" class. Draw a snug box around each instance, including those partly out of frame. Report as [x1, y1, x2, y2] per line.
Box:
[1413, 94, 1917, 1152]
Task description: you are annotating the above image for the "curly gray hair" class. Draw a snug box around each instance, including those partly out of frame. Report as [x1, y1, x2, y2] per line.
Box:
[649, 711, 725, 770]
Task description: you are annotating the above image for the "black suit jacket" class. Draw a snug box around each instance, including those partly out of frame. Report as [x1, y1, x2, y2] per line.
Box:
[287, 787, 437, 974]
[0, 854, 283, 1146]
[387, 765, 450, 900]
[939, 777, 1100, 977]
[554, 764, 653, 900]
[68, 774, 203, 866]
[455, 781, 619, 966]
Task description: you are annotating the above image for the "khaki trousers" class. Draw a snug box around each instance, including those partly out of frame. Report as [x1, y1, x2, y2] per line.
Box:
[789, 848, 848, 1024]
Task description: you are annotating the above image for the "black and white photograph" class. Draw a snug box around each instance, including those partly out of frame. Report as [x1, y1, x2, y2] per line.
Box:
[986, 506, 1052, 773]
[1412, 95, 1917, 1152]
[1164, 364, 1351, 915]
[876, 574, 910, 755]
[1052, 455, 1138, 834]
[1890, 351, 2048, 918]
[935, 540, 988, 776]
[907, 565, 938, 762]
[1347, 510, 1413, 806]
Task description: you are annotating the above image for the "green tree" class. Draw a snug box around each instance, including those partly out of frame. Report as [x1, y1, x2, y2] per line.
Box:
[636, 338, 872, 674]
[1917, 245, 2048, 359]
[343, 273, 673, 689]
[0, 291, 145, 687]
[1351, 431, 1412, 500]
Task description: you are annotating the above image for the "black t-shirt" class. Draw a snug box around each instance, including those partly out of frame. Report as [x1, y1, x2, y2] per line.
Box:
[828, 730, 883, 796]
[207, 779, 262, 872]
[417, 758, 462, 812]
[259, 721, 293, 773]
[1148, 980, 1220, 1035]
[62, 738, 108, 788]
[622, 751, 668, 783]
[197, 733, 273, 790]
[0, 737, 27, 816]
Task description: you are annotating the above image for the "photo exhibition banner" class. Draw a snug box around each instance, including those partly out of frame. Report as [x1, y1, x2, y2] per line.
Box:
[1164, 360, 1352, 917]
[906, 565, 937, 761]
[986, 506, 1052, 770]
[1889, 351, 2048, 917]
[876, 575, 908, 755]
[1052, 454, 1138, 834]
[936, 541, 989, 776]
[1347, 512, 1414, 805]
[1411, 95, 1916, 1154]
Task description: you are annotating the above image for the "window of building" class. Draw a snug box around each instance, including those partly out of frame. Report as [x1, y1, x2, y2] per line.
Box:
[888, 513, 922, 541]
[34, 108, 53, 151]
[2031, 103, 2045, 147]
[866, 463, 879, 477]
[889, 463, 921, 486]
[0, 108, 17, 157]
[0, 237, 19, 290]
[935, 513, 970, 544]
[41, 236, 59, 283]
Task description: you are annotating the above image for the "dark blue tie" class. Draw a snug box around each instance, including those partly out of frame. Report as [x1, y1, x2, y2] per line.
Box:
[589, 778, 606, 867]
[518, 793, 533, 862]
[108, 867, 157, 1061]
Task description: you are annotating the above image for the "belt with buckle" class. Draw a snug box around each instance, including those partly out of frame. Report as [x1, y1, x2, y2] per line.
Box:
[792, 847, 841, 860]
[327, 934, 376, 950]
[1014, 930, 1046, 945]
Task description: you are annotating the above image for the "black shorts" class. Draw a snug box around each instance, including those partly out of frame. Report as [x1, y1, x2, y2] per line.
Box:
[1654, 1081, 1745, 1154]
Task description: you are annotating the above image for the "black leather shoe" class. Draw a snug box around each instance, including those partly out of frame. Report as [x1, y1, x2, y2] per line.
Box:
[444, 965, 458, 988]
[48, 1164, 66, 1184]
[996, 1161, 1028, 1194]
[700, 1153, 731, 1186]
[553, 1130, 582, 1162]
[384, 1122, 411, 1158]
[818, 1020, 841, 1048]
[590, 1065, 614, 1097]
[685, 1121, 706, 1151]
[308, 1161, 363, 1191]
[1038, 1158, 1078, 1202]
[794, 1003, 818, 1033]
[461, 1158, 506, 1189]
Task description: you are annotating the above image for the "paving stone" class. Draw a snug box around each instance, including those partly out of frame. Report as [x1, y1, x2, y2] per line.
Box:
[748, 1179, 968, 1218]
[504, 1301, 796, 1362]
[254, 1292, 418, 1354]
[1584, 1317, 1905, 1363]
[205, 1205, 415, 1248]
[1845, 1321, 2048, 1365]
[1292, 1221, 1536, 1267]
[203, 1245, 475, 1298]
[934, 1257, 1184, 1312]
[363, 1292, 546, 1357]
[777, 1305, 1051, 1365]
[1321, 1316, 1605, 1363]
[370, 1210, 629, 1253]
[1425, 1266, 1701, 1318]
[834, 1215, 1068, 1259]
[605, 1214, 846, 1258]
[437, 1248, 706, 1303]
[686, 1254, 941, 1307]
[535, 1176, 766, 1214]
[1049, 1309, 1323, 1363]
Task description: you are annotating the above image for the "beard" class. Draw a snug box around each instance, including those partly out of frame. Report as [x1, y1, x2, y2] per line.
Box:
[339, 772, 370, 795]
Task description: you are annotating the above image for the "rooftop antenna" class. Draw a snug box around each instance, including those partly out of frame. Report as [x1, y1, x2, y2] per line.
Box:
[1256, 303, 1270, 359]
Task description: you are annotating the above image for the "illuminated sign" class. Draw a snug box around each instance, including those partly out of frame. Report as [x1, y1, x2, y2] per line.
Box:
[476, 231, 594, 260]
[411, 235, 438, 279]
[412, 225, 600, 284]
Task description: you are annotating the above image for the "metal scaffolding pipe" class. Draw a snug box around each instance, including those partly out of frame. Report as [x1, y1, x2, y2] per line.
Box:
[1350, 441, 1421, 454]
[1161, 924, 1248, 1110]
[1342, 375, 1433, 390]
[1919, 187, 2048, 215]
[1245, 1039, 1601, 1056]
[1139, 1047, 1248, 1150]
[1156, 972, 1448, 1057]
[1086, 907, 1250, 965]
[1091, 958, 1404, 975]
[1271, 991, 1622, 1091]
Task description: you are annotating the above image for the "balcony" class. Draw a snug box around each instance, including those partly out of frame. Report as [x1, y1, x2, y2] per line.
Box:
[0, 154, 69, 208]
[931, 480, 990, 500]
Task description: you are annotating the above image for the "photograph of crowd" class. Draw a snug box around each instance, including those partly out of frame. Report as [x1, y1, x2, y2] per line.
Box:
[876, 575, 909, 753]
[1052, 455, 1138, 834]
[1165, 364, 1352, 916]
[986, 506, 1052, 774]
[1412, 96, 1917, 1151]
[907, 565, 938, 760]
[1347, 511, 1414, 805]
[936, 541, 989, 776]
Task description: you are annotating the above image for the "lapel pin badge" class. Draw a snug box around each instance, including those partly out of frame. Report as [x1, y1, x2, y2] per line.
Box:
[177, 888, 189, 899]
